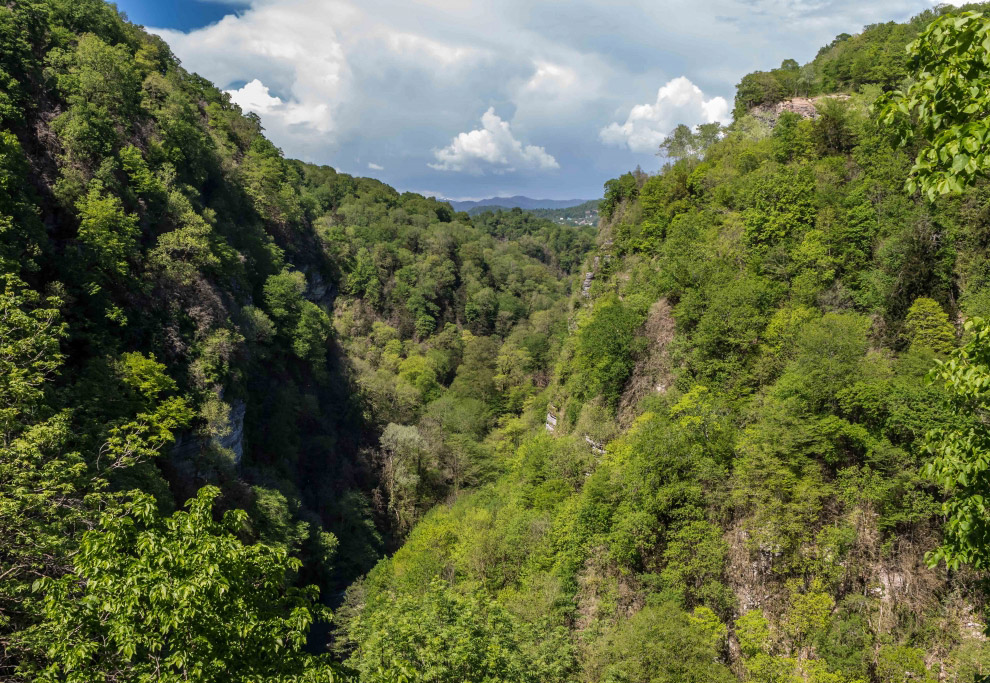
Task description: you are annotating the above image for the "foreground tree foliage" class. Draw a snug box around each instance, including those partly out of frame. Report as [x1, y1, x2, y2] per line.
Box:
[0, 275, 74, 651]
[20, 487, 343, 683]
[0, 272, 345, 681]
[879, 11, 990, 198]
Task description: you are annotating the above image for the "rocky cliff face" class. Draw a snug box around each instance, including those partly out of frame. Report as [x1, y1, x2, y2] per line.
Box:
[750, 94, 851, 125]
[219, 399, 247, 465]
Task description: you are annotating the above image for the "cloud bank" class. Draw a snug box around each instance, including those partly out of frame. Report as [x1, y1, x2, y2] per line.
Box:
[149, 0, 939, 199]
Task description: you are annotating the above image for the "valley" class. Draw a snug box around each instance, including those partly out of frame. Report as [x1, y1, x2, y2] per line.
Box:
[2, 2, 990, 682]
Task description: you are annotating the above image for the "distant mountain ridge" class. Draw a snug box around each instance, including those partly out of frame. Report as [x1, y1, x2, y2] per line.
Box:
[446, 195, 593, 212]
[465, 199, 601, 226]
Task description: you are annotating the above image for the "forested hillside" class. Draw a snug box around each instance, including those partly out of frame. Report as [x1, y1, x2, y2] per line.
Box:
[5, 0, 990, 682]
[335, 6, 990, 683]
[0, 1, 593, 679]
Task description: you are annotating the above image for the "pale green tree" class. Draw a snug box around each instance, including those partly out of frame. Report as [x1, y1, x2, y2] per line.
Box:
[924, 317, 990, 570]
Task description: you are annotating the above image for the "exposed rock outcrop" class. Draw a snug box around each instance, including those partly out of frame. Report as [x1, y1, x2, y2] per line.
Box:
[750, 93, 851, 126]
[545, 404, 558, 433]
[218, 399, 247, 465]
[617, 298, 675, 426]
[169, 397, 247, 469]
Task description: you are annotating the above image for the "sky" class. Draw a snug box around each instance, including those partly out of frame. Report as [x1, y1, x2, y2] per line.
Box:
[114, 0, 953, 201]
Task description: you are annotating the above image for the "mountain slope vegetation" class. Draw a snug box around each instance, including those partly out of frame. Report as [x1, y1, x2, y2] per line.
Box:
[0, 1, 592, 679]
[336, 5, 990, 683]
[3, 1, 990, 682]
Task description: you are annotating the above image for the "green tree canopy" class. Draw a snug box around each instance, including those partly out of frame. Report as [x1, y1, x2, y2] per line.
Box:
[924, 317, 990, 571]
[345, 580, 546, 683]
[19, 486, 345, 683]
[878, 11, 990, 199]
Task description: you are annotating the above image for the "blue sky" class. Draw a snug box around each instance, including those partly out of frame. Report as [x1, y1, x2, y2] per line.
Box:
[114, 0, 247, 32]
[118, 0, 950, 200]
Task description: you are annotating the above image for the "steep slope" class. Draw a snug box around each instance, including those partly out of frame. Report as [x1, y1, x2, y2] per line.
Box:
[6, 1, 990, 682]
[337, 6, 990, 683]
[0, 1, 595, 678]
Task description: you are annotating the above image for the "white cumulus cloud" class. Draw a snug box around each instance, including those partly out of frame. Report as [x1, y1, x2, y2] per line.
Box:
[383, 31, 479, 66]
[153, 1, 352, 157]
[368, 162, 384, 170]
[225, 78, 335, 134]
[600, 76, 731, 154]
[149, 0, 932, 196]
[430, 108, 559, 174]
[227, 79, 282, 113]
